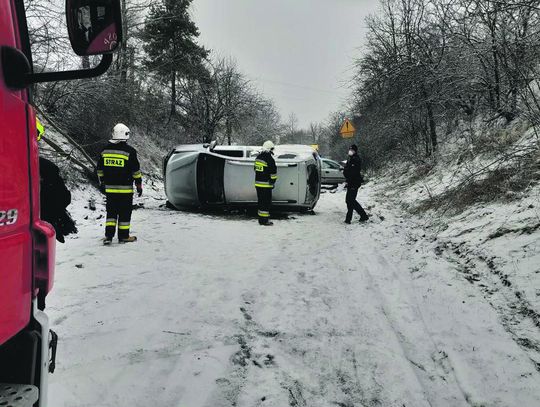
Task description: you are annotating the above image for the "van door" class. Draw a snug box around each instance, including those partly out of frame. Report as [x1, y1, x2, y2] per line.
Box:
[223, 160, 301, 205]
[223, 160, 257, 204]
[0, 2, 34, 345]
[272, 163, 300, 204]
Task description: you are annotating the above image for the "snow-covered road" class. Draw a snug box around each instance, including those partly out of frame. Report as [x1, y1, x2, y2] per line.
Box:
[47, 186, 540, 407]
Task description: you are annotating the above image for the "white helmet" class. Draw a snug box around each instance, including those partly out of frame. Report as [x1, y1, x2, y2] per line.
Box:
[262, 140, 275, 152]
[110, 123, 130, 143]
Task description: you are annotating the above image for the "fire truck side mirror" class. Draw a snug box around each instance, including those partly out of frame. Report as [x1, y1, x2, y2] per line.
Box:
[66, 0, 123, 56]
[1, 47, 31, 89]
[1, 0, 123, 89]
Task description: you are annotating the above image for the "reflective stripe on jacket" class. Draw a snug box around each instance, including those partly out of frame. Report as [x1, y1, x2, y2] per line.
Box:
[254, 151, 277, 188]
[96, 142, 142, 193]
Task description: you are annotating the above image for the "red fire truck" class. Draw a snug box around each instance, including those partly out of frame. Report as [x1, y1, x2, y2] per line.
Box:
[0, 1, 122, 406]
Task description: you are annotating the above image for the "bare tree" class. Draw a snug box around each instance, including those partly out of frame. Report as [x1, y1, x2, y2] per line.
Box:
[348, 0, 540, 168]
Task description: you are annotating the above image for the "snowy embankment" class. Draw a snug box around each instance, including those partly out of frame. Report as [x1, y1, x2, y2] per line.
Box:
[39, 118, 167, 188]
[46, 178, 540, 407]
[374, 125, 540, 377]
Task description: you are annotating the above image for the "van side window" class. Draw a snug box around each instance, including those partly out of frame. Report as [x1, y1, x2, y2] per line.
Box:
[213, 149, 244, 158]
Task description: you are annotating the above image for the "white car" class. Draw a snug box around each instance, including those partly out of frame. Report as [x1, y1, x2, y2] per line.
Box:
[164, 144, 321, 211]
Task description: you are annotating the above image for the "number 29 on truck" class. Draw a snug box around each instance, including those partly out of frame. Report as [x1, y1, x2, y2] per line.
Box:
[0, 1, 122, 406]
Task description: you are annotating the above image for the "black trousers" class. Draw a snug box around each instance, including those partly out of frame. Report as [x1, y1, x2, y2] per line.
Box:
[256, 187, 272, 224]
[345, 187, 368, 222]
[105, 193, 133, 239]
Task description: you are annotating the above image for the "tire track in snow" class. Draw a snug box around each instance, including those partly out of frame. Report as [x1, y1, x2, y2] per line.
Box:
[363, 197, 540, 406]
[357, 243, 472, 407]
[217, 207, 436, 406]
[286, 196, 470, 406]
[437, 239, 540, 371]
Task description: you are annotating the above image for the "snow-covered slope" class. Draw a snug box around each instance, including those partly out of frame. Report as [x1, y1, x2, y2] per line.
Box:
[39, 120, 168, 188]
[374, 125, 540, 376]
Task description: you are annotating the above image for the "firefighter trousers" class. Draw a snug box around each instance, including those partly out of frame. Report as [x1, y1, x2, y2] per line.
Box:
[105, 193, 133, 239]
[256, 187, 272, 225]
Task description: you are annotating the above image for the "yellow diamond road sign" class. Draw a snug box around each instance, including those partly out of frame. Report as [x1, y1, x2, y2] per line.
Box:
[340, 119, 355, 139]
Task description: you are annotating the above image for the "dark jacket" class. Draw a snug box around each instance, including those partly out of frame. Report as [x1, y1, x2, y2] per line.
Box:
[254, 150, 277, 188]
[96, 142, 142, 194]
[39, 157, 77, 243]
[343, 153, 363, 188]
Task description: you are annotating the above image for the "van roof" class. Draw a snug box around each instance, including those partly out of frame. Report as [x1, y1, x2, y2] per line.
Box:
[173, 144, 319, 161]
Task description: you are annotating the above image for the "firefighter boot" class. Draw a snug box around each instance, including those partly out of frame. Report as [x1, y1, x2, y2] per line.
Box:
[119, 236, 137, 243]
[103, 238, 112, 246]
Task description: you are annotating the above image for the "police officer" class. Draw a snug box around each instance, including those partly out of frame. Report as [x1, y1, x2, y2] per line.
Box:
[97, 123, 142, 244]
[343, 144, 369, 224]
[254, 140, 278, 226]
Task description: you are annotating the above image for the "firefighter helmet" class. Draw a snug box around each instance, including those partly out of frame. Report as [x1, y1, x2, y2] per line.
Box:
[111, 123, 130, 142]
[262, 140, 275, 152]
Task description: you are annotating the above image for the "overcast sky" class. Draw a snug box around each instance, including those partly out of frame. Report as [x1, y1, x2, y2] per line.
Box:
[192, 0, 380, 128]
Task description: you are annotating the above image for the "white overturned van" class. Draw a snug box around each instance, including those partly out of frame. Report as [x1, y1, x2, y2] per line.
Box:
[163, 144, 321, 211]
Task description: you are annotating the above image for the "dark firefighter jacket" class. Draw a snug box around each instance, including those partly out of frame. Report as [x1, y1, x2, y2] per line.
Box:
[96, 142, 142, 194]
[254, 151, 277, 188]
[39, 157, 77, 243]
[343, 153, 364, 189]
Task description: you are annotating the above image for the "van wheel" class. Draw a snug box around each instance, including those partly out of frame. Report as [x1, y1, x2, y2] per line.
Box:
[165, 200, 175, 209]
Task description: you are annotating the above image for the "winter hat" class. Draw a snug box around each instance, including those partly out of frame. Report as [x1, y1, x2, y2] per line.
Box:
[349, 144, 358, 152]
[110, 123, 130, 143]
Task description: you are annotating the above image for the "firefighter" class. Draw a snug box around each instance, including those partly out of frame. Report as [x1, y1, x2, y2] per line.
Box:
[97, 123, 142, 245]
[37, 117, 77, 310]
[37, 118, 77, 244]
[254, 140, 278, 226]
[343, 144, 369, 224]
